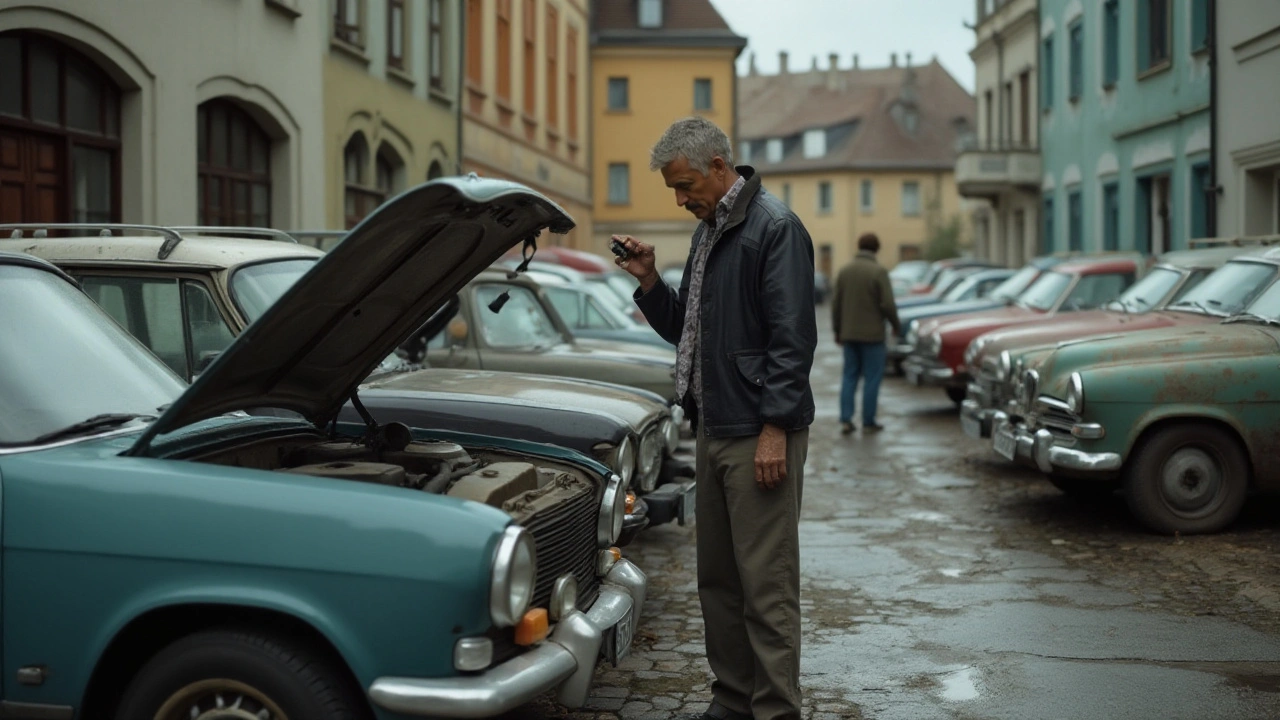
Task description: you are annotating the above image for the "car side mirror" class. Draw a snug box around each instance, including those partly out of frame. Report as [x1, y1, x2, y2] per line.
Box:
[448, 318, 469, 343]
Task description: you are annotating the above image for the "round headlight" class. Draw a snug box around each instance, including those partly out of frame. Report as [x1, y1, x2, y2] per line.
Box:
[489, 525, 537, 628]
[1022, 369, 1040, 405]
[997, 350, 1012, 382]
[906, 325, 919, 347]
[638, 428, 662, 492]
[1067, 372, 1085, 415]
[659, 417, 679, 453]
[598, 473, 626, 547]
[612, 436, 635, 489]
[926, 333, 942, 358]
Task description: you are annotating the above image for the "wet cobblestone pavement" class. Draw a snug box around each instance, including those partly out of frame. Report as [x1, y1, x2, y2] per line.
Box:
[509, 312, 1280, 720]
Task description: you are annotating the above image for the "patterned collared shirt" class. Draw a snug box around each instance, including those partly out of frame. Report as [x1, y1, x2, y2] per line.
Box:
[675, 174, 747, 406]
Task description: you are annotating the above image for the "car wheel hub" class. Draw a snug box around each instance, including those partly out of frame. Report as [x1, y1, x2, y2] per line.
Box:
[1160, 447, 1222, 514]
[153, 679, 288, 720]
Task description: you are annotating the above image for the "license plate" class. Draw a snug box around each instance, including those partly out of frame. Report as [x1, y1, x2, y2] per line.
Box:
[906, 368, 923, 386]
[994, 426, 1017, 460]
[961, 413, 982, 439]
[678, 482, 696, 526]
[606, 605, 635, 665]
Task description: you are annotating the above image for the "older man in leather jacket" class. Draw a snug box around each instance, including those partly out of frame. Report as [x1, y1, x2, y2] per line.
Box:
[613, 116, 817, 720]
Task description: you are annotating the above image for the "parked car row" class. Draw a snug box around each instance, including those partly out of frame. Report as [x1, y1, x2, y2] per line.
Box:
[0, 177, 673, 718]
[890, 238, 1280, 536]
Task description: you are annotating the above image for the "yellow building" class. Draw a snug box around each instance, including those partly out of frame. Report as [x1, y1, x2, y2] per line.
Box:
[590, 0, 747, 264]
[740, 52, 976, 277]
[459, 0, 591, 249]
[322, 0, 464, 231]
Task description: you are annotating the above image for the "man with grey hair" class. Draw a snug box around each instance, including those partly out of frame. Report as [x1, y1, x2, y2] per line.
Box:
[613, 116, 816, 720]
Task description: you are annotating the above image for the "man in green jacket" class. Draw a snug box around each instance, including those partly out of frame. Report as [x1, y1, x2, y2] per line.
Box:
[831, 233, 900, 434]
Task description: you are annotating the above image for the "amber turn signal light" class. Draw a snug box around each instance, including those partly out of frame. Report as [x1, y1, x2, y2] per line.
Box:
[625, 491, 636, 514]
[514, 608, 549, 646]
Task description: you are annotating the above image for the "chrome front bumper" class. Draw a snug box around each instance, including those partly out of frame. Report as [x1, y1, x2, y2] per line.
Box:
[991, 413, 1035, 465]
[1030, 428, 1122, 474]
[960, 398, 995, 439]
[368, 559, 648, 717]
[902, 358, 955, 387]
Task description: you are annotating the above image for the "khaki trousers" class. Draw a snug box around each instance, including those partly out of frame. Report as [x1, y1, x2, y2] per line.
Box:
[695, 425, 807, 720]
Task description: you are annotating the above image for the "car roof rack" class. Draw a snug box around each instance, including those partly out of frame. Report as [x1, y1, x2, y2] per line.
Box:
[1188, 234, 1280, 248]
[285, 230, 348, 250]
[1, 222, 299, 260]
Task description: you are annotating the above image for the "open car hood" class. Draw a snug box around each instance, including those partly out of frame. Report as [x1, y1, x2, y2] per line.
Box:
[130, 176, 574, 454]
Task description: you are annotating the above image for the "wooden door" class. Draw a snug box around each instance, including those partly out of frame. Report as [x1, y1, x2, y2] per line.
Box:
[0, 128, 65, 223]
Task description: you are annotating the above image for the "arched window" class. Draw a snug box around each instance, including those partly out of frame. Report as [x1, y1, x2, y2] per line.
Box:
[0, 31, 121, 223]
[344, 135, 404, 228]
[427, 160, 444, 180]
[197, 99, 271, 226]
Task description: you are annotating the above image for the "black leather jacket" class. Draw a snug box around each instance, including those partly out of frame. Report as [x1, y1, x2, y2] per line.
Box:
[635, 166, 817, 437]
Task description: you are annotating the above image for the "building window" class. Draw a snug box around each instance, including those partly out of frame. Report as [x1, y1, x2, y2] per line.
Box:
[1067, 190, 1083, 251]
[1043, 196, 1055, 252]
[860, 179, 873, 212]
[1191, 0, 1210, 52]
[522, 0, 536, 116]
[197, 99, 271, 227]
[1041, 35, 1054, 110]
[466, 0, 483, 85]
[546, 4, 558, 127]
[1102, 182, 1120, 250]
[901, 181, 920, 217]
[427, 160, 445, 180]
[496, 0, 512, 100]
[781, 183, 791, 207]
[1138, 0, 1171, 73]
[638, 0, 662, 28]
[567, 27, 579, 139]
[1068, 23, 1083, 102]
[817, 181, 833, 214]
[342, 134, 398, 228]
[1018, 71, 1030, 143]
[739, 141, 752, 164]
[608, 163, 629, 204]
[1191, 162, 1210, 239]
[607, 77, 629, 111]
[694, 78, 712, 111]
[1103, 0, 1120, 87]
[387, 0, 406, 69]
[429, 0, 444, 88]
[333, 0, 362, 46]
[766, 138, 783, 163]
[1136, 174, 1171, 253]
[0, 31, 122, 223]
[803, 129, 826, 159]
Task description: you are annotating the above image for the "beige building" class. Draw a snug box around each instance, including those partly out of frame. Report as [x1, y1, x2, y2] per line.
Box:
[460, 0, 591, 249]
[1216, 0, 1280, 237]
[740, 52, 976, 278]
[0, 0, 328, 228]
[955, 0, 1040, 266]
[324, 0, 464, 230]
[590, 0, 746, 263]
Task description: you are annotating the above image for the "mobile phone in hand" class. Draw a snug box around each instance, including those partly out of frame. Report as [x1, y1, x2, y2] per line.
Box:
[609, 238, 631, 260]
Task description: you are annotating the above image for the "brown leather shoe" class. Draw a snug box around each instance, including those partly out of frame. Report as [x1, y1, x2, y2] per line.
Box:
[863, 422, 886, 432]
[840, 422, 856, 435]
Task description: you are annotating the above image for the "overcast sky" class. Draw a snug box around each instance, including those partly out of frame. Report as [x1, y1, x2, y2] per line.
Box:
[708, 0, 978, 93]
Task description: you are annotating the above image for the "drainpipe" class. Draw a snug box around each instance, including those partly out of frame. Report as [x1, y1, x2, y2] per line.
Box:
[994, 29, 1005, 150]
[455, 0, 466, 175]
[1208, 0, 1219, 235]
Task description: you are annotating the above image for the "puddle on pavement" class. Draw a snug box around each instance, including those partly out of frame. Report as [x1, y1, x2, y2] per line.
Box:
[939, 568, 963, 578]
[916, 473, 978, 489]
[905, 510, 952, 523]
[939, 667, 981, 701]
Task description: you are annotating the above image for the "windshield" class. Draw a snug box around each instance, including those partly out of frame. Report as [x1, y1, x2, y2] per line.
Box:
[1110, 267, 1183, 313]
[1017, 271, 1072, 312]
[0, 266, 186, 446]
[991, 266, 1041, 300]
[890, 260, 930, 283]
[545, 286, 624, 330]
[584, 284, 641, 327]
[1166, 261, 1278, 317]
[230, 258, 319, 323]
[941, 275, 978, 302]
[1241, 279, 1280, 319]
[930, 268, 966, 296]
[474, 284, 563, 348]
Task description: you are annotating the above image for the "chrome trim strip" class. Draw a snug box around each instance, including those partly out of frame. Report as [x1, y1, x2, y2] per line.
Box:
[0, 701, 75, 719]
[1033, 429, 1122, 473]
[0, 425, 144, 456]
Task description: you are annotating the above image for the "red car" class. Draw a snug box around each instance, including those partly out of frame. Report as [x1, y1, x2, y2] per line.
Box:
[902, 254, 1144, 403]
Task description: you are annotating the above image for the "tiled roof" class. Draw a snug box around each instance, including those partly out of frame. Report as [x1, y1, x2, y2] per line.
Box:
[739, 59, 976, 172]
[592, 0, 746, 49]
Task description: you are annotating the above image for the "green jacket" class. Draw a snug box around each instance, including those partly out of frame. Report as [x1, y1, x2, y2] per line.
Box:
[832, 251, 900, 343]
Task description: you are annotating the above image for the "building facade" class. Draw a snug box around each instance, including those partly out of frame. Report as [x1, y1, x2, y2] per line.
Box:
[739, 52, 976, 276]
[324, 0, 464, 230]
[1039, 0, 1211, 255]
[590, 0, 746, 264]
[0, 0, 328, 228]
[460, 0, 591, 249]
[956, 0, 1042, 266]
[1215, 0, 1280, 237]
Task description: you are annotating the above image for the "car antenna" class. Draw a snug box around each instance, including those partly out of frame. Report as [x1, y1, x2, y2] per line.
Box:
[490, 234, 540, 313]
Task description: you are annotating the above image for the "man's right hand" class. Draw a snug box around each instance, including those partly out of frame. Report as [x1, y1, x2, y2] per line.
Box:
[612, 235, 660, 292]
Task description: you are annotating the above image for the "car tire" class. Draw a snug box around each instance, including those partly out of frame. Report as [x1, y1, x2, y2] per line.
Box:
[1124, 423, 1249, 535]
[115, 627, 367, 720]
[892, 359, 904, 376]
[1047, 474, 1119, 500]
[946, 386, 966, 405]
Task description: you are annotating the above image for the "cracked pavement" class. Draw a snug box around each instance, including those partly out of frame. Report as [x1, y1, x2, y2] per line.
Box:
[513, 311, 1280, 720]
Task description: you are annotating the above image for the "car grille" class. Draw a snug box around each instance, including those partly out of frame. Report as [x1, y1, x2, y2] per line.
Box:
[523, 484, 601, 613]
[1029, 399, 1079, 442]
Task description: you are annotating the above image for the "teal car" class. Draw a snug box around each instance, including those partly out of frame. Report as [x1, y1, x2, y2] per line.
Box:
[0, 177, 645, 719]
[1003, 270, 1280, 535]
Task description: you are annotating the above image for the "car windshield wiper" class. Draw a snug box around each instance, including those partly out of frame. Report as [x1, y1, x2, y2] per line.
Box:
[1169, 299, 1223, 316]
[28, 413, 156, 444]
[1223, 312, 1280, 327]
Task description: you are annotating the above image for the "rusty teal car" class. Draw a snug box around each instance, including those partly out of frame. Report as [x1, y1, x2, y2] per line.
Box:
[1002, 267, 1280, 534]
[0, 177, 646, 719]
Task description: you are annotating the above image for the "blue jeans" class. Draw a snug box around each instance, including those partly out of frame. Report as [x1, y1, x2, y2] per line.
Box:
[840, 341, 887, 426]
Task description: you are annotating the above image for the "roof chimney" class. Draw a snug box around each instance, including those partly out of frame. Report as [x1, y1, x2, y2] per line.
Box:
[779, 51, 789, 74]
[827, 53, 841, 90]
[852, 53, 859, 70]
[906, 52, 913, 67]
[810, 55, 819, 71]
[749, 51, 758, 76]
[891, 52, 898, 68]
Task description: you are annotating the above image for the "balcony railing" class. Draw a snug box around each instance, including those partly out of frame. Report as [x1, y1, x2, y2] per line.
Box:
[956, 143, 1041, 198]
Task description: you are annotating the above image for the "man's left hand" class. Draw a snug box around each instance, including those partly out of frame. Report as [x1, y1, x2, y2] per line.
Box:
[755, 424, 787, 490]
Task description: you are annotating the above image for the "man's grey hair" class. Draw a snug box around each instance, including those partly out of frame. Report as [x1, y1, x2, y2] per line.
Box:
[649, 116, 734, 174]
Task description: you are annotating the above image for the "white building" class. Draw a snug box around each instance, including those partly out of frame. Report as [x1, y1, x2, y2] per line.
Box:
[1216, 0, 1280, 237]
[955, 0, 1041, 265]
[0, 0, 328, 228]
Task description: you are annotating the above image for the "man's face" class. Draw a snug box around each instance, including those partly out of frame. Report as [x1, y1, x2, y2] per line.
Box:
[661, 156, 729, 222]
